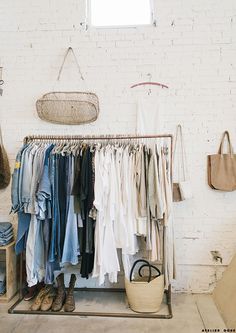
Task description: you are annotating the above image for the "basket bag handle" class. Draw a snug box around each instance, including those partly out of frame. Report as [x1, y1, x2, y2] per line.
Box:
[138, 264, 161, 279]
[129, 259, 161, 283]
[218, 130, 234, 156]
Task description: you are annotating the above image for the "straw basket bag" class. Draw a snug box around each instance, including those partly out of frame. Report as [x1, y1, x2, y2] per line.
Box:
[125, 259, 164, 313]
[36, 47, 99, 125]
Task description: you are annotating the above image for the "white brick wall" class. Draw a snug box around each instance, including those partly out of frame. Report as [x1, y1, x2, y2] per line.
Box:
[0, 0, 236, 293]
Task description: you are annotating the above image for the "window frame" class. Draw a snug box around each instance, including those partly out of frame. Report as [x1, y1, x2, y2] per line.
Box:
[86, 0, 157, 29]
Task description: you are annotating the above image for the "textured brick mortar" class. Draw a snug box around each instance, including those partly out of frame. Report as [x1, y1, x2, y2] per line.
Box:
[0, 0, 236, 292]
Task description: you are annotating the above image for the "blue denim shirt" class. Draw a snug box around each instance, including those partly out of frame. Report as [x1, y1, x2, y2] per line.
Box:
[11, 144, 28, 213]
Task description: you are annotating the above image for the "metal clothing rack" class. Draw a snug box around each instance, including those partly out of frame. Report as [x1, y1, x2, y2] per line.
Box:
[9, 133, 173, 319]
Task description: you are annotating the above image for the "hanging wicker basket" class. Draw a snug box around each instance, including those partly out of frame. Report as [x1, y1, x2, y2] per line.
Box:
[36, 91, 99, 125]
[125, 259, 164, 313]
[36, 47, 99, 125]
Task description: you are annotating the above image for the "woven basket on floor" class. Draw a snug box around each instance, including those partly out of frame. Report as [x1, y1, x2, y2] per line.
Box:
[125, 260, 164, 313]
[36, 91, 99, 125]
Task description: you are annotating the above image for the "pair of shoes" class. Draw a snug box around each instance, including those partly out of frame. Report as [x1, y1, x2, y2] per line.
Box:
[24, 281, 45, 301]
[41, 286, 57, 311]
[30, 285, 56, 311]
[52, 273, 76, 312]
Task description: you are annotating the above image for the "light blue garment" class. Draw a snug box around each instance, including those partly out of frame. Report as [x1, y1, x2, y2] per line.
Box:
[36, 145, 54, 221]
[10, 144, 28, 213]
[19, 144, 37, 208]
[37, 144, 57, 284]
[15, 212, 30, 255]
[61, 156, 80, 265]
[25, 145, 48, 286]
[15, 144, 38, 256]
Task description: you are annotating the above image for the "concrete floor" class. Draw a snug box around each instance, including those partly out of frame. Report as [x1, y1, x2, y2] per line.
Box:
[0, 293, 226, 333]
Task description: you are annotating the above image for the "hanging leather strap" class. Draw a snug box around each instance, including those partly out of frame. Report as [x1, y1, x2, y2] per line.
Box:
[218, 130, 234, 156]
[173, 124, 187, 181]
[0, 125, 3, 146]
[57, 47, 84, 82]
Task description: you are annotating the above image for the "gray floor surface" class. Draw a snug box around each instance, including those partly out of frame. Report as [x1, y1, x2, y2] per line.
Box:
[0, 293, 226, 333]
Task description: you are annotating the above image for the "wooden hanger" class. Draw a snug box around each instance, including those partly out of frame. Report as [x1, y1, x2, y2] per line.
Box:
[130, 73, 168, 89]
[130, 82, 168, 89]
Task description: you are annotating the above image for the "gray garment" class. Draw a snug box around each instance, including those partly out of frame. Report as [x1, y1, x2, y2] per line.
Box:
[21, 144, 38, 207]
[144, 147, 152, 250]
[26, 145, 47, 214]
[135, 146, 147, 218]
[148, 147, 164, 220]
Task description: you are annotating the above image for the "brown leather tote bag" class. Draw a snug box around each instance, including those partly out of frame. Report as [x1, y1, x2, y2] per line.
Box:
[208, 131, 236, 191]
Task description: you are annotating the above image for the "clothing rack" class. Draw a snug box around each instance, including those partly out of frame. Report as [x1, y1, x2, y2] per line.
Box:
[9, 133, 173, 319]
[23, 133, 173, 143]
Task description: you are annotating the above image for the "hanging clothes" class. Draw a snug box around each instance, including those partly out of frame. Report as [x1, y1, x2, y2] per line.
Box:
[11, 137, 175, 289]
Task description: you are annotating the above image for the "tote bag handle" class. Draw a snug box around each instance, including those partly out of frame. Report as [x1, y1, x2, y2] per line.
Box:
[218, 130, 234, 156]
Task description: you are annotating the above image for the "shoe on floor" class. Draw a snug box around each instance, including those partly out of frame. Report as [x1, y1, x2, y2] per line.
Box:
[64, 274, 77, 312]
[30, 285, 51, 311]
[51, 273, 66, 312]
[41, 286, 56, 311]
[24, 285, 38, 301]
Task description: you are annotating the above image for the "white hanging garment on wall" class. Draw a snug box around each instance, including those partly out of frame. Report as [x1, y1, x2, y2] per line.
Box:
[136, 97, 161, 134]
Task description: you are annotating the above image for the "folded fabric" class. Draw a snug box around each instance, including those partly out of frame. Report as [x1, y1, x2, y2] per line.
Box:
[0, 232, 13, 239]
[0, 233, 13, 241]
[0, 282, 6, 294]
[0, 265, 6, 281]
[0, 222, 12, 234]
[0, 238, 14, 246]
[0, 223, 14, 246]
[0, 231, 13, 238]
[0, 227, 13, 237]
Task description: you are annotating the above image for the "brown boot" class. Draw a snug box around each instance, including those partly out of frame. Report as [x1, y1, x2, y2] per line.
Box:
[41, 286, 56, 311]
[30, 285, 51, 311]
[51, 273, 66, 312]
[64, 274, 76, 312]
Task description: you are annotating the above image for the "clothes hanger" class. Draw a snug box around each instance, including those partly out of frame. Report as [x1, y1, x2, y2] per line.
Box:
[130, 73, 168, 91]
[61, 141, 72, 156]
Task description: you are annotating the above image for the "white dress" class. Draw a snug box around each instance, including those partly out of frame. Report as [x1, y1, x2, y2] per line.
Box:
[93, 147, 120, 285]
[136, 97, 160, 135]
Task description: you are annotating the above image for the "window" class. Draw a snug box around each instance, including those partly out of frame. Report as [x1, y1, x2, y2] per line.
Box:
[89, 0, 154, 28]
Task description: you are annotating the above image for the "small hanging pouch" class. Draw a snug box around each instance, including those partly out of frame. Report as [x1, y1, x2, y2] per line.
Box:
[36, 47, 99, 125]
[0, 126, 11, 189]
[207, 131, 236, 191]
[173, 124, 193, 201]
